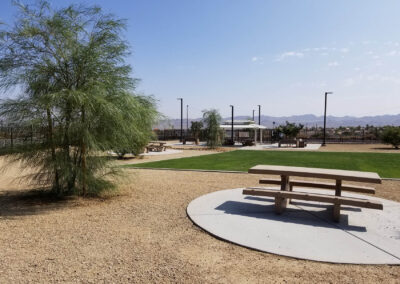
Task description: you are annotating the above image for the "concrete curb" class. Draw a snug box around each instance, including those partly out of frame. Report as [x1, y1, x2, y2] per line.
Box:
[124, 167, 247, 174]
[124, 167, 400, 181]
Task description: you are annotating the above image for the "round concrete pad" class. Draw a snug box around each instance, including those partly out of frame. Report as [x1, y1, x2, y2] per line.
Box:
[187, 188, 400, 264]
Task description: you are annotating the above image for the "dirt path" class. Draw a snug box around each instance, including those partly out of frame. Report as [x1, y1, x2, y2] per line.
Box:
[0, 162, 399, 283]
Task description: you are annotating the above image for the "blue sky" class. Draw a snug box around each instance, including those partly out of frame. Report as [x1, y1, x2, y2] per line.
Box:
[1, 0, 400, 119]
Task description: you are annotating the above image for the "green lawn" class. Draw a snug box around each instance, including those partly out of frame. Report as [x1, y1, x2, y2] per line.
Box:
[124, 150, 400, 178]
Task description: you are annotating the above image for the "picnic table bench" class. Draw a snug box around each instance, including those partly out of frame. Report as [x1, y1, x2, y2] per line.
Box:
[243, 165, 383, 222]
[145, 141, 167, 152]
[278, 139, 306, 148]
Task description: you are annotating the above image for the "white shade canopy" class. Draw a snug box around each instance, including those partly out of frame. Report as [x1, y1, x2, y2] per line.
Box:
[219, 124, 267, 130]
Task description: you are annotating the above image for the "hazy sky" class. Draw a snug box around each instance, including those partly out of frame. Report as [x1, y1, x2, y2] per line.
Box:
[1, 0, 400, 119]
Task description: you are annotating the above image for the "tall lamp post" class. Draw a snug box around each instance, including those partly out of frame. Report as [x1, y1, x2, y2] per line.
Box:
[252, 109, 255, 121]
[177, 98, 183, 143]
[258, 105, 261, 144]
[230, 105, 234, 145]
[272, 121, 275, 141]
[322, 92, 333, 146]
[186, 104, 189, 132]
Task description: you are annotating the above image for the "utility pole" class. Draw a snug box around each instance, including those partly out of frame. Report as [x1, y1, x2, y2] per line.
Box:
[177, 98, 183, 143]
[322, 92, 333, 146]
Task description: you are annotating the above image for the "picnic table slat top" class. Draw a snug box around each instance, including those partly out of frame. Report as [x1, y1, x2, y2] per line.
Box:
[248, 165, 382, 184]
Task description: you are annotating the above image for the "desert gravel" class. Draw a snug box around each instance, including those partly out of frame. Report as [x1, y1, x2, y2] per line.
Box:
[0, 151, 400, 283]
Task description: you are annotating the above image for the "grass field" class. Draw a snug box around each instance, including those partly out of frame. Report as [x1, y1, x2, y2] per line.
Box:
[125, 150, 400, 178]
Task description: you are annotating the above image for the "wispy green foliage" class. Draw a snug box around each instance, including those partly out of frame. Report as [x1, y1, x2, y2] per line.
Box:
[190, 121, 203, 145]
[381, 126, 400, 149]
[276, 121, 304, 139]
[202, 109, 223, 148]
[0, 1, 158, 196]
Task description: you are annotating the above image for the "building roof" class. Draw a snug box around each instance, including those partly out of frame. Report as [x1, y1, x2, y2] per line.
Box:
[222, 120, 256, 125]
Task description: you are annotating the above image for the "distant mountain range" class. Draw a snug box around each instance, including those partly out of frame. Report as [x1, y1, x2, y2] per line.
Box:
[156, 114, 400, 129]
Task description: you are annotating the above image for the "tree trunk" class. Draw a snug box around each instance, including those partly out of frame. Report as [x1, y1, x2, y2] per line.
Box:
[64, 103, 74, 192]
[81, 106, 87, 196]
[47, 107, 60, 194]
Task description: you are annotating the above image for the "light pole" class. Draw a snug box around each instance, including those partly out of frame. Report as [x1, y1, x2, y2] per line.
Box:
[272, 121, 275, 141]
[230, 105, 234, 145]
[252, 109, 255, 121]
[177, 98, 183, 143]
[186, 104, 189, 132]
[322, 92, 333, 146]
[258, 105, 261, 143]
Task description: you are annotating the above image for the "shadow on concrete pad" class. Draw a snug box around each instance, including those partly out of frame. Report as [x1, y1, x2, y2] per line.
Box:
[215, 200, 366, 232]
[244, 196, 362, 212]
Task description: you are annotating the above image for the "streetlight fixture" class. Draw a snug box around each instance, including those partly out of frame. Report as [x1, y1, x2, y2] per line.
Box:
[322, 92, 333, 146]
[177, 98, 183, 143]
[230, 105, 234, 145]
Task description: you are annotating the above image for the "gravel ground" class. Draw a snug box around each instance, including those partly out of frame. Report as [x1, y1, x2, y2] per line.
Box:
[1, 155, 400, 283]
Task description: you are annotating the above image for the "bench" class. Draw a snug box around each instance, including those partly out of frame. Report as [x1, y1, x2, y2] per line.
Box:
[278, 139, 296, 148]
[259, 178, 375, 194]
[243, 187, 383, 221]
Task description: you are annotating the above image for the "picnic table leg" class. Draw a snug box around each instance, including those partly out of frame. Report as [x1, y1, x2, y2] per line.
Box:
[333, 179, 342, 222]
[275, 175, 289, 214]
[289, 183, 294, 204]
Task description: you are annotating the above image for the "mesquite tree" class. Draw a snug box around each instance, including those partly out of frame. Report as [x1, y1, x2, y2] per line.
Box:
[202, 109, 223, 148]
[381, 126, 400, 149]
[276, 121, 304, 139]
[190, 121, 203, 145]
[0, 1, 158, 196]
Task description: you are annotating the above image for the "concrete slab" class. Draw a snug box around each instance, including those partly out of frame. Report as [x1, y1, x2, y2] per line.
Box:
[240, 143, 321, 151]
[139, 149, 183, 156]
[187, 188, 400, 264]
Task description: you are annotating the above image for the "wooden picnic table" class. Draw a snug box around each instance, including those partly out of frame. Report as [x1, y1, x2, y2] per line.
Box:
[245, 165, 382, 221]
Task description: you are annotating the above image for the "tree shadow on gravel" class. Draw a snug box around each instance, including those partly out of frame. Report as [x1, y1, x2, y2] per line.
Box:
[0, 188, 78, 218]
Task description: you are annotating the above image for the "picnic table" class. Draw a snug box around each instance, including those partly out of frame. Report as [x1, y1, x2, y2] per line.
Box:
[278, 139, 306, 148]
[146, 141, 167, 152]
[243, 165, 383, 222]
